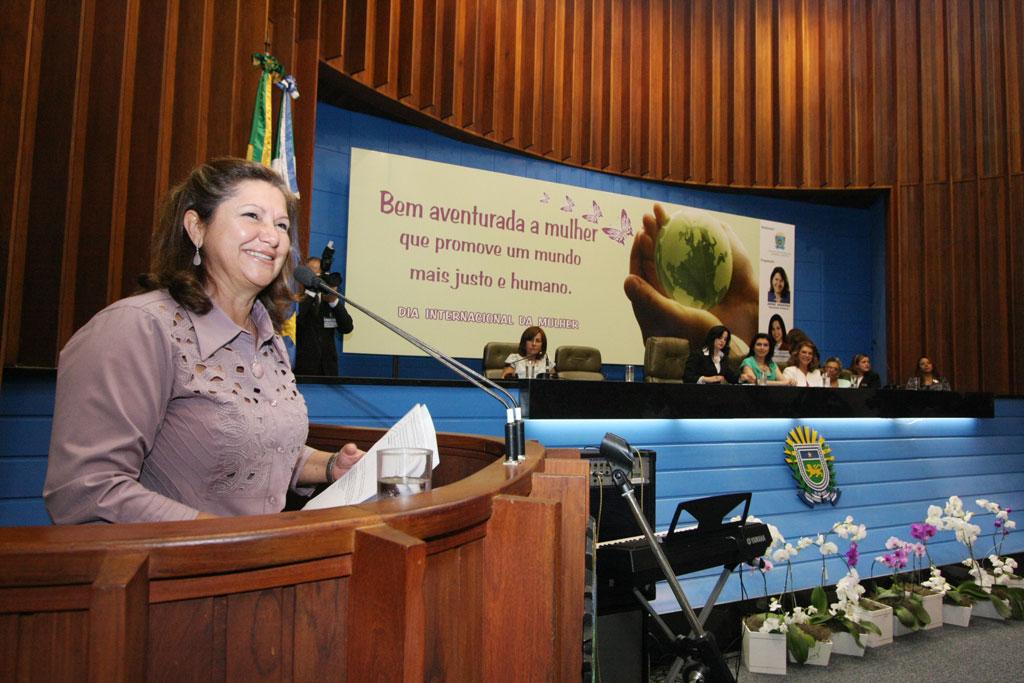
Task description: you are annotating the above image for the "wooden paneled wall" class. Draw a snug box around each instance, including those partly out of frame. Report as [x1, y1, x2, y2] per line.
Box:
[2, 0, 1022, 393]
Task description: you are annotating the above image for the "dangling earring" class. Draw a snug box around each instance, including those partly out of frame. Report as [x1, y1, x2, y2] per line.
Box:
[192, 244, 202, 266]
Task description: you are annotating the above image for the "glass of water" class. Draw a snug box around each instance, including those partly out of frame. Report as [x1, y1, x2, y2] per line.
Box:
[377, 447, 433, 498]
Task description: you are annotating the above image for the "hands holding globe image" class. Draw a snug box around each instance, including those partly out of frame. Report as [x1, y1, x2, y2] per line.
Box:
[624, 203, 758, 355]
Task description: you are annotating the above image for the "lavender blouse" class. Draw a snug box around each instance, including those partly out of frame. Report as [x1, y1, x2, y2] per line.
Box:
[44, 290, 315, 524]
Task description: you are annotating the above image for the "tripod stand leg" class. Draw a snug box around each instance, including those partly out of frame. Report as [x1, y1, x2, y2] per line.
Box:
[612, 475, 735, 682]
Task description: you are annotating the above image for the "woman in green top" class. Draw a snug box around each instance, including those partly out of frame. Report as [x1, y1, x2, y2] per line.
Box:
[739, 333, 792, 385]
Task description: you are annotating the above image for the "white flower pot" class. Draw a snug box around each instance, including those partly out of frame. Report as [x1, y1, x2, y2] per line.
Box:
[830, 630, 866, 657]
[893, 615, 914, 637]
[853, 599, 893, 647]
[919, 590, 943, 630]
[972, 599, 1006, 620]
[742, 621, 787, 675]
[788, 637, 832, 666]
[893, 590, 943, 636]
[942, 603, 972, 627]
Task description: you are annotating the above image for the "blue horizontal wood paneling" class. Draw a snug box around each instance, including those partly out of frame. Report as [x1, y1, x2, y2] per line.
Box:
[526, 405, 1024, 609]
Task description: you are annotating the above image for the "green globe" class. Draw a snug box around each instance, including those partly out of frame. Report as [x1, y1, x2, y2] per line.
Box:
[654, 209, 734, 310]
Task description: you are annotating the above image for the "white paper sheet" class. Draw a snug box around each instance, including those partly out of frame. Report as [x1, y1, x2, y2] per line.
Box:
[303, 404, 439, 510]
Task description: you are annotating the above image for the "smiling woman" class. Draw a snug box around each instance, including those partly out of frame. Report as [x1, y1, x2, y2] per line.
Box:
[43, 158, 366, 524]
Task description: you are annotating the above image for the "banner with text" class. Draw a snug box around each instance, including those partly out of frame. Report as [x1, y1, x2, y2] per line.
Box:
[344, 149, 791, 364]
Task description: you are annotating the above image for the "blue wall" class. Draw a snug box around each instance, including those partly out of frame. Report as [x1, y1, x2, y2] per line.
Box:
[4, 372, 1023, 611]
[310, 104, 889, 381]
[526, 401, 1024, 608]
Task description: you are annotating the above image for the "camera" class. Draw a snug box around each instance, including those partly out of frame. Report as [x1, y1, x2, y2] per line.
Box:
[319, 241, 342, 289]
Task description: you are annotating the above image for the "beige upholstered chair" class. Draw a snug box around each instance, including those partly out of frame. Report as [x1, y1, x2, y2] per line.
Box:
[553, 346, 604, 380]
[643, 337, 690, 383]
[482, 342, 519, 379]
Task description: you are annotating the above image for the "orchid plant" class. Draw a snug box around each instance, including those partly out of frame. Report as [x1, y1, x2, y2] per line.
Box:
[924, 495, 1024, 618]
[801, 516, 880, 650]
[976, 498, 1019, 573]
[869, 534, 932, 631]
[738, 515, 789, 635]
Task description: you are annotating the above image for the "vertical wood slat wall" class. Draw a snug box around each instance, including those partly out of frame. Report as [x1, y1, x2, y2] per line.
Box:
[1, 0, 1022, 393]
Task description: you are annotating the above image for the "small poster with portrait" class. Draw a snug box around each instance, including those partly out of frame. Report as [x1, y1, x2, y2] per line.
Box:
[758, 221, 795, 335]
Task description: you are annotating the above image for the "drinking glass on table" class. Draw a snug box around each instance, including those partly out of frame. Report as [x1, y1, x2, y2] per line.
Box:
[906, 377, 920, 390]
[377, 447, 433, 497]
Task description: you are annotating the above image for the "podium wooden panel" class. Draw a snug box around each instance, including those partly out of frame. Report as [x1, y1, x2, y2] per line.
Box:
[0, 426, 589, 682]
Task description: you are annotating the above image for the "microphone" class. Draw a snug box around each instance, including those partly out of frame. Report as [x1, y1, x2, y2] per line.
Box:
[293, 264, 525, 463]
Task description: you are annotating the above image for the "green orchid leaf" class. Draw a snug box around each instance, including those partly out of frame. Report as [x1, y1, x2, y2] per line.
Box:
[893, 605, 919, 629]
[990, 595, 1012, 618]
[907, 598, 931, 625]
[786, 627, 813, 664]
[811, 586, 829, 613]
[857, 618, 881, 635]
[956, 581, 990, 600]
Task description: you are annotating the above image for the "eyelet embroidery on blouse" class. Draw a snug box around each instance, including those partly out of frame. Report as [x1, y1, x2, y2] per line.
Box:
[154, 297, 309, 503]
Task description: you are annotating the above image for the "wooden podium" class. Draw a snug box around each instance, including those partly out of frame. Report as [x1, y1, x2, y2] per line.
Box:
[0, 426, 588, 682]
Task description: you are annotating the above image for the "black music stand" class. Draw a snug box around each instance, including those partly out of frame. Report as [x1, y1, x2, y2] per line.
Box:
[600, 433, 735, 683]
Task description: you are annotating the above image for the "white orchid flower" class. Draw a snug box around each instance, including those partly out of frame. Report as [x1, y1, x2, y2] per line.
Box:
[769, 597, 782, 612]
[820, 541, 839, 555]
[797, 537, 814, 550]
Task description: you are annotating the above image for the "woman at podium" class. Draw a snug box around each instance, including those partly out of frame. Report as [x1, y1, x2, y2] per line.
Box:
[44, 159, 364, 524]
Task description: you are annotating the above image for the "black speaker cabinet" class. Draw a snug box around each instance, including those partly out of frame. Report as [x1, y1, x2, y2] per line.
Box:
[582, 448, 656, 682]
[581, 447, 657, 615]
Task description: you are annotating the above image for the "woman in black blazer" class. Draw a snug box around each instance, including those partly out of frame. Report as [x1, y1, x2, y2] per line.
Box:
[684, 325, 739, 384]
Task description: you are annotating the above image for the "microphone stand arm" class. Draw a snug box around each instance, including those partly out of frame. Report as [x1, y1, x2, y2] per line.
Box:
[313, 281, 525, 462]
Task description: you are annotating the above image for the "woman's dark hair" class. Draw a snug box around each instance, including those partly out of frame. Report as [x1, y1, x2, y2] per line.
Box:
[518, 326, 547, 356]
[786, 328, 810, 348]
[138, 157, 299, 331]
[745, 333, 775, 360]
[849, 353, 870, 375]
[768, 314, 788, 349]
[789, 341, 820, 371]
[702, 325, 731, 357]
[769, 266, 790, 299]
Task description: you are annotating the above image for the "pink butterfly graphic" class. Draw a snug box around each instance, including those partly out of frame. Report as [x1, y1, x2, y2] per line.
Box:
[560, 195, 575, 213]
[582, 200, 603, 223]
[539, 192, 550, 204]
[602, 209, 634, 245]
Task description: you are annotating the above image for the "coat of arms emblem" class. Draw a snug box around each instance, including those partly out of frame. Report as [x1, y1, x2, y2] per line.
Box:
[784, 425, 840, 507]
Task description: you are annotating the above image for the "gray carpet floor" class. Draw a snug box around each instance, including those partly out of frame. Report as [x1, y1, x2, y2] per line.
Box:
[650, 616, 1024, 682]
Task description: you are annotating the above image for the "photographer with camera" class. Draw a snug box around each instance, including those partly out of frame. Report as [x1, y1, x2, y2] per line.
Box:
[294, 242, 354, 375]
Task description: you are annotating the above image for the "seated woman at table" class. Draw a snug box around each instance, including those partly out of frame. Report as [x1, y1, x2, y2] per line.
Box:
[502, 325, 555, 379]
[909, 356, 948, 390]
[44, 158, 365, 524]
[848, 353, 881, 388]
[738, 333, 791, 385]
[783, 341, 824, 387]
[768, 314, 790, 366]
[684, 325, 739, 384]
[822, 357, 849, 388]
